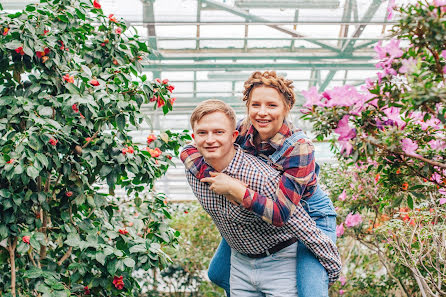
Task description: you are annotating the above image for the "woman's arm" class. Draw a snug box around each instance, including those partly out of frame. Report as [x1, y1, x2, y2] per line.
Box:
[180, 141, 317, 227]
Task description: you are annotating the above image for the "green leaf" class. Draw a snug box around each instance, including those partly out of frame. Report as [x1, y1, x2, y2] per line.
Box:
[95, 252, 106, 265]
[116, 114, 125, 130]
[65, 233, 80, 247]
[123, 257, 135, 268]
[27, 166, 40, 179]
[36, 153, 49, 168]
[39, 106, 53, 117]
[14, 165, 24, 175]
[129, 244, 146, 253]
[81, 65, 92, 77]
[25, 5, 36, 12]
[24, 267, 43, 279]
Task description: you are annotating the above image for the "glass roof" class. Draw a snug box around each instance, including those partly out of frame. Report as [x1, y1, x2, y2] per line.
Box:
[2, 0, 403, 200]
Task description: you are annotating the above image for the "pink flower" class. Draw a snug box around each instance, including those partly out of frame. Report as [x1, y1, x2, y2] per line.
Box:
[387, 0, 396, 21]
[401, 138, 419, 156]
[339, 140, 354, 156]
[431, 172, 443, 184]
[428, 139, 446, 150]
[345, 212, 363, 227]
[339, 289, 345, 295]
[22, 236, 30, 244]
[115, 27, 122, 34]
[383, 107, 406, 129]
[336, 223, 344, 237]
[439, 198, 446, 205]
[399, 58, 417, 74]
[339, 275, 347, 286]
[302, 87, 323, 108]
[433, 0, 446, 12]
[441, 50, 446, 60]
[334, 116, 356, 141]
[443, 66, 446, 74]
[386, 39, 403, 58]
[109, 14, 117, 23]
[439, 188, 446, 196]
[338, 189, 347, 201]
[322, 85, 362, 108]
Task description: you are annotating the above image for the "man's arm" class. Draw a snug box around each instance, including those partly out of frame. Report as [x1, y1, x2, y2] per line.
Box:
[180, 142, 317, 227]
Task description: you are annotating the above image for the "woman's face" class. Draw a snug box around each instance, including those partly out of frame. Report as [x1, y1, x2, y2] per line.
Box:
[247, 86, 289, 141]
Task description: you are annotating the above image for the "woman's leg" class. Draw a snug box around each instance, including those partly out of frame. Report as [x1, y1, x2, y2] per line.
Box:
[208, 237, 232, 296]
[296, 215, 337, 297]
[297, 186, 337, 297]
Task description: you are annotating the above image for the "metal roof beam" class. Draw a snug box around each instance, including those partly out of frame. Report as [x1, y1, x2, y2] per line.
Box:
[201, 0, 341, 53]
[143, 62, 376, 71]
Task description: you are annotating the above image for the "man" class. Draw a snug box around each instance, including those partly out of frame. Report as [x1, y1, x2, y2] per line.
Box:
[181, 99, 340, 296]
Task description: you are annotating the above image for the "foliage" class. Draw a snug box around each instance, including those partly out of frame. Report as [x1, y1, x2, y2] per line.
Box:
[144, 203, 225, 297]
[302, 1, 446, 295]
[0, 0, 190, 296]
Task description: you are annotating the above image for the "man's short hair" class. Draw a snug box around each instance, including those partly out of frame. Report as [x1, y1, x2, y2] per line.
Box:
[190, 99, 237, 130]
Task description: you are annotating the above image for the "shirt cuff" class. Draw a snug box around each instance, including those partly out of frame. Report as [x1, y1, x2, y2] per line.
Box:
[242, 188, 254, 210]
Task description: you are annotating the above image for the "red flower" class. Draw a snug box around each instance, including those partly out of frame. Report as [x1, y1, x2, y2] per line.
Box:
[122, 148, 127, 155]
[137, 56, 142, 61]
[402, 182, 409, 191]
[43, 29, 49, 35]
[166, 155, 172, 160]
[49, 138, 58, 146]
[115, 27, 122, 34]
[93, 0, 101, 9]
[118, 229, 128, 235]
[109, 14, 117, 23]
[15, 47, 25, 55]
[155, 78, 161, 83]
[162, 79, 169, 84]
[113, 276, 124, 290]
[184, 210, 188, 214]
[112, 59, 119, 65]
[85, 137, 92, 142]
[157, 98, 165, 108]
[72, 104, 79, 113]
[44, 47, 50, 55]
[149, 147, 162, 158]
[80, 112, 85, 119]
[66, 191, 73, 197]
[42, 56, 49, 63]
[22, 236, 30, 244]
[126, 146, 134, 154]
[374, 173, 380, 183]
[167, 85, 175, 92]
[84, 286, 91, 295]
[63, 74, 74, 83]
[3, 28, 9, 36]
[100, 43, 105, 47]
[89, 79, 99, 86]
[150, 95, 157, 102]
[36, 51, 45, 58]
[169, 97, 176, 105]
[147, 134, 157, 144]
[6, 159, 14, 164]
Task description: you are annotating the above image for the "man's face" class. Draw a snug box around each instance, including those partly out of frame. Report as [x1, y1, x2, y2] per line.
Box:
[192, 111, 238, 165]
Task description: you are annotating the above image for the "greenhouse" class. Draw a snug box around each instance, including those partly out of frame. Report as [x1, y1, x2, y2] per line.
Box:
[0, 0, 445, 296]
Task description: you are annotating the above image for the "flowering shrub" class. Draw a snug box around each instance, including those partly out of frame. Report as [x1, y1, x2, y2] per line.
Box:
[302, 1, 445, 296]
[0, 0, 190, 296]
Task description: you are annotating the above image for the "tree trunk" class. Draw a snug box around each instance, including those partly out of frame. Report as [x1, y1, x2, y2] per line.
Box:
[8, 237, 17, 297]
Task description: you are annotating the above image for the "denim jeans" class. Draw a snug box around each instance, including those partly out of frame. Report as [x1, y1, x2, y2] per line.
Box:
[230, 242, 298, 296]
[207, 186, 337, 297]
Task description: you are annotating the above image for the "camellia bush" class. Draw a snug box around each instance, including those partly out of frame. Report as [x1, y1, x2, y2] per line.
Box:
[301, 1, 445, 296]
[0, 0, 190, 296]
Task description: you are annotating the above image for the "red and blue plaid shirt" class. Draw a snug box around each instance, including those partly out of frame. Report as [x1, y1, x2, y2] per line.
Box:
[182, 120, 318, 227]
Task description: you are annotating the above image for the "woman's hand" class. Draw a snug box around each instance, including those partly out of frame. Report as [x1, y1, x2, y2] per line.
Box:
[201, 172, 247, 204]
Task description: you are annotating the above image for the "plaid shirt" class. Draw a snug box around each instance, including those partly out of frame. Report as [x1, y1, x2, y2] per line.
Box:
[181, 145, 341, 284]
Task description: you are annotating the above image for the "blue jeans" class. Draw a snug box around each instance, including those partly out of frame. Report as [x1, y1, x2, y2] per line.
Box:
[230, 243, 298, 296]
[207, 186, 337, 297]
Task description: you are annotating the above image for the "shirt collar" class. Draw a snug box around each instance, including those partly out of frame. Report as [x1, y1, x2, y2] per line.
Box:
[221, 144, 243, 175]
[244, 120, 295, 150]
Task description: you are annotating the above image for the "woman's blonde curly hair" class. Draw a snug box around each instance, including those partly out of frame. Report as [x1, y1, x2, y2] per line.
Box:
[242, 71, 296, 110]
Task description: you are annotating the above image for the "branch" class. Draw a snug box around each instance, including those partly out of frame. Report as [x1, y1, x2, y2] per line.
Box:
[57, 247, 72, 266]
[7, 237, 17, 297]
[82, 130, 100, 149]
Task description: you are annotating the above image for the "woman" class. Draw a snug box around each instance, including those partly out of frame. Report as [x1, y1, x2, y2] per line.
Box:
[183, 71, 337, 297]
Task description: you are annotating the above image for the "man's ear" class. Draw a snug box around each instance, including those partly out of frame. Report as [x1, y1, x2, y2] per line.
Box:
[232, 130, 239, 142]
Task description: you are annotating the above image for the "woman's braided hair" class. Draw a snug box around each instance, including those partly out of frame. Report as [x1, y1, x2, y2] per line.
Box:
[242, 71, 296, 110]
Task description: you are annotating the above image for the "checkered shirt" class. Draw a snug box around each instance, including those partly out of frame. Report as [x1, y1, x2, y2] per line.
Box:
[183, 145, 341, 284]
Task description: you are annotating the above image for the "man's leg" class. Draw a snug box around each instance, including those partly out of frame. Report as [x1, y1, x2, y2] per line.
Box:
[230, 249, 264, 297]
[208, 238, 231, 296]
[296, 215, 337, 297]
[258, 242, 298, 297]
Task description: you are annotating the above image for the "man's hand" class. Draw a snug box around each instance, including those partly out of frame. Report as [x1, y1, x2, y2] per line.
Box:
[201, 172, 247, 204]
